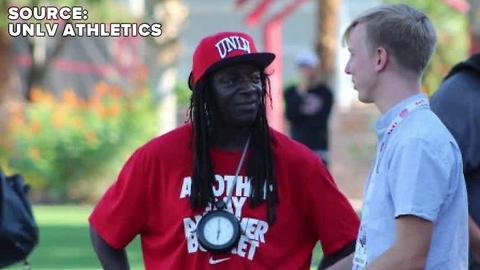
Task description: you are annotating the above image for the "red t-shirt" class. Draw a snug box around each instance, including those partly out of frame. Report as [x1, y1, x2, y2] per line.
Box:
[89, 124, 359, 269]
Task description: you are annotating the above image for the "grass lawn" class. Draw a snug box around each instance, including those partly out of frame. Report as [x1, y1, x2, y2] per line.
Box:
[5, 205, 323, 270]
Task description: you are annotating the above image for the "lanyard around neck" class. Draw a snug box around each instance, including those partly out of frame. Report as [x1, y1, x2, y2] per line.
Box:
[375, 98, 429, 172]
[216, 136, 251, 210]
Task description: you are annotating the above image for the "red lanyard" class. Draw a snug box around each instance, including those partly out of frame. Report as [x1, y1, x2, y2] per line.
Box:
[375, 98, 429, 172]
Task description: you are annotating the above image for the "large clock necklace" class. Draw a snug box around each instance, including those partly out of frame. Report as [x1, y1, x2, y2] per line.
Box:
[196, 136, 251, 253]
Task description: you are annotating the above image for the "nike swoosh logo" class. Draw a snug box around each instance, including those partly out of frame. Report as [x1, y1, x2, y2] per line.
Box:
[209, 257, 231, 264]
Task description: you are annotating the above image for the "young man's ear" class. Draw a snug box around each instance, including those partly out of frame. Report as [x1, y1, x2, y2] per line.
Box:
[375, 47, 388, 72]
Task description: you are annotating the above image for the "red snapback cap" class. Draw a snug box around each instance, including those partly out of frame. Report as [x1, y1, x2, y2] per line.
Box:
[188, 31, 275, 89]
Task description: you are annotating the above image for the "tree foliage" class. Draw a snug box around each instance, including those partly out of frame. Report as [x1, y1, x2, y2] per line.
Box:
[0, 83, 158, 202]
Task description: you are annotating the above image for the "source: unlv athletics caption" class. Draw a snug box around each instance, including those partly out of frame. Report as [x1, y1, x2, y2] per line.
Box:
[8, 6, 163, 37]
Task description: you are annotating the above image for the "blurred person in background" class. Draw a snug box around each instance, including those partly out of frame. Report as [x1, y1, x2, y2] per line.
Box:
[284, 51, 334, 166]
[89, 31, 359, 270]
[431, 53, 480, 270]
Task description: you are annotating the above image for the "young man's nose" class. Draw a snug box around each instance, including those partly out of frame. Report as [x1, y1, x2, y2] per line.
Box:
[344, 62, 352, 75]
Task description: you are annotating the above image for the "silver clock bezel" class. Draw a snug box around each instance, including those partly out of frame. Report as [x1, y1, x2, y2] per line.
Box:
[196, 210, 241, 253]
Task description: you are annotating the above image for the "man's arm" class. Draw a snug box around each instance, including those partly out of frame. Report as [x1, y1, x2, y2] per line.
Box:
[469, 215, 480, 263]
[319, 240, 355, 269]
[90, 226, 130, 270]
[325, 253, 354, 270]
[366, 215, 432, 270]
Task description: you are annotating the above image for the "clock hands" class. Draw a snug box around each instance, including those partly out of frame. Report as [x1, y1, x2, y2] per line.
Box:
[216, 218, 221, 242]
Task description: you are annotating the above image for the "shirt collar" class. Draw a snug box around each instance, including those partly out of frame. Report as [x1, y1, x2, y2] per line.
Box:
[374, 93, 429, 137]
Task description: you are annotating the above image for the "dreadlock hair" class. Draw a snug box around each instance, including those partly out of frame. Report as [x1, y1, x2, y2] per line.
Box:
[187, 70, 278, 224]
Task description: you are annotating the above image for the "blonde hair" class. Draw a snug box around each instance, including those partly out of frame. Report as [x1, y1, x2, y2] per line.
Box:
[343, 4, 437, 75]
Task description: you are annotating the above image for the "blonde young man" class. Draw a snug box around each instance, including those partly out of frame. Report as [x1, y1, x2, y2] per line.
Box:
[328, 4, 468, 270]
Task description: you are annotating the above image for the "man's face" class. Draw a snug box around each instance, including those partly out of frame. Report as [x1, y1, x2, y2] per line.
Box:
[298, 65, 316, 81]
[210, 64, 262, 128]
[344, 23, 378, 103]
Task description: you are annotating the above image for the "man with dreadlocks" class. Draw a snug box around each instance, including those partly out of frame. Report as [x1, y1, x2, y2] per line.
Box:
[89, 31, 359, 270]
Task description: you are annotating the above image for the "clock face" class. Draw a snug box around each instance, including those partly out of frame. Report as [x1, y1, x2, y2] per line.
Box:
[203, 216, 234, 246]
[197, 210, 241, 252]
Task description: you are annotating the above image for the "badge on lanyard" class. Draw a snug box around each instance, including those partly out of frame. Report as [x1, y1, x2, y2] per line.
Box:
[353, 225, 368, 269]
[353, 97, 429, 269]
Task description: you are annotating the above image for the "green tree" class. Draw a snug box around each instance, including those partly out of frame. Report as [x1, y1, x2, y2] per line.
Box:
[468, 0, 480, 52]
[0, 0, 189, 201]
[0, 0, 126, 138]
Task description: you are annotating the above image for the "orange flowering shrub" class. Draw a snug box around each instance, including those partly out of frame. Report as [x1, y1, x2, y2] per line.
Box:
[0, 83, 158, 202]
